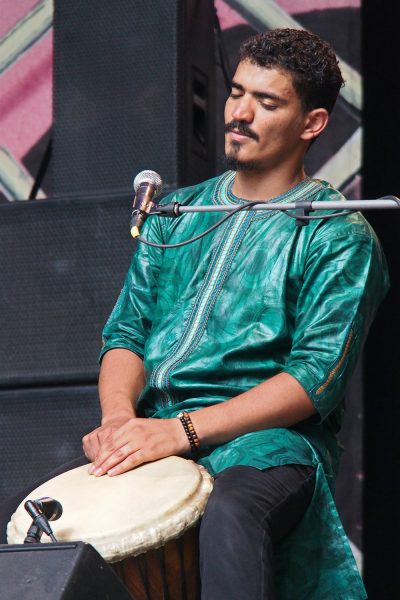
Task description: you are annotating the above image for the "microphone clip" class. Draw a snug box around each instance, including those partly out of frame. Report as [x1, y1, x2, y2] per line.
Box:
[23, 497, 63, 544]
[155, 202, 181, 218]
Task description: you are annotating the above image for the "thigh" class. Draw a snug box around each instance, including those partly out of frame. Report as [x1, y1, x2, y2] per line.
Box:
[205, 463, 316, 542]
[0, 454, 89, 543]
[199, 464, 316, 600]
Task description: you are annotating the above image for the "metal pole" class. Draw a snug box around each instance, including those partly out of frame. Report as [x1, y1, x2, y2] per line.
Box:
[174, 198, 400, 214]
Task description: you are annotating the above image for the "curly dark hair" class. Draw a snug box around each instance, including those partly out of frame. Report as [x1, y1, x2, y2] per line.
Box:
[239, 28, 344, 114]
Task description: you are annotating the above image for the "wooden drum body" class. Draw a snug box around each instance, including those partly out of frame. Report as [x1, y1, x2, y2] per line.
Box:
[7, 456, 213, 600]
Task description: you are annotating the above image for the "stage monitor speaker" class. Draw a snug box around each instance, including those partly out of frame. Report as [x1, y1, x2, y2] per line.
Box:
[0, 385, 99, 499]
[52, 0, 215, 196]
[0, 195, 136, 388]
[0, 542, 132, 600]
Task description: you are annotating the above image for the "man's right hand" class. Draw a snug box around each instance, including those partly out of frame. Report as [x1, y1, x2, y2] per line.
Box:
[82, 414, 133, 462]
[84, 348, 145, 462]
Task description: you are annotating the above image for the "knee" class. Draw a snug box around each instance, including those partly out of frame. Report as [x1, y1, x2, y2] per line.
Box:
[199, 466, 271, 567]
[201, 466, 259, 533]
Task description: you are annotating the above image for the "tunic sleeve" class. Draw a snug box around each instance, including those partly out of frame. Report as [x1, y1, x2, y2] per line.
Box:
[284, 217, 389, 421]
[99, 215, 165, 361]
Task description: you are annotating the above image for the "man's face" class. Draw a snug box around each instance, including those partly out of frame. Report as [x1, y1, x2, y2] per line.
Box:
[224, 60, 309, 172]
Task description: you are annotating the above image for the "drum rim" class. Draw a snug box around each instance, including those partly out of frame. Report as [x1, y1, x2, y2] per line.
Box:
[7, 457, 213, 563]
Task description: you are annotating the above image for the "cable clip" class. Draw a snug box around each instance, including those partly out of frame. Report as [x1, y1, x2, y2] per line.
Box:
[295, 199, 313, 227]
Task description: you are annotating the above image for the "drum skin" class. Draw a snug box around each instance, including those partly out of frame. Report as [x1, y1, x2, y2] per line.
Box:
[7, 456, 213, 600]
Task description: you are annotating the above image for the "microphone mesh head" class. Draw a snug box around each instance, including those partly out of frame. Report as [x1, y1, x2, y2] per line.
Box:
[133, 170, 163, 196]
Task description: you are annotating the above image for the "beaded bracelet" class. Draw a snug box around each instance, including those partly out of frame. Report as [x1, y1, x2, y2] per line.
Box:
[177, 411, 200, 456]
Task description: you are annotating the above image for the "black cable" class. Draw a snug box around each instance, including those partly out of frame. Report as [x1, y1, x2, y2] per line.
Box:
[283, 210, 353, 222]
[138, 195, 400, 248]
[137, 202, 259, 249]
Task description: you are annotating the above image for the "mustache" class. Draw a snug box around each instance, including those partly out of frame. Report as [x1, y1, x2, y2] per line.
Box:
[224, 120, 259, 142]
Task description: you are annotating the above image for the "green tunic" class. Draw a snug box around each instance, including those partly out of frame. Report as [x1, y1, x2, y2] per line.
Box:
[101, 171, 389, 599]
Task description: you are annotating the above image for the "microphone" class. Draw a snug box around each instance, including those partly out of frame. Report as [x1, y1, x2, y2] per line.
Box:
[24, 497, 63, 543]
[35, 496, 63, 521]
[130, 170, 163, 238]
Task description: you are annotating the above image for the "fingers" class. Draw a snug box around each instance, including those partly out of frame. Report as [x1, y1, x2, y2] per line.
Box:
[89, 420, 138, 474]
[89, 441, 139, 476]
[91, 446, 147, 477]
[82, 424, 121, 464]
[89, 420, 170, 476]
[82, 429, 101, 462]
[87, 418, 185, 478]
[107, 450, 147, 476]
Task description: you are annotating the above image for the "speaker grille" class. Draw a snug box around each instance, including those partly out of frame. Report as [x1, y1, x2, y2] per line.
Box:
[0, 196, 134, 387]
[52, 0, 214, 195]
[0, 385, 100, 498]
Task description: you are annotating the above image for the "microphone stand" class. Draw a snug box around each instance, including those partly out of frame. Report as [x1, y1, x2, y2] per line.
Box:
[23, 500, 59, 544]
[156, 196, 400, 226]
[24, 523, 44, 544]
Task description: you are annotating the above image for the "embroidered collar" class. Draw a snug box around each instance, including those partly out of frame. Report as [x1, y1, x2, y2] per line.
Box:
[213, 171, 325, 221]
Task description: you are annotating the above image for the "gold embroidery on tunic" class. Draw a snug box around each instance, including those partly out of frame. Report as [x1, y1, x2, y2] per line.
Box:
[316, 329, 354, 395]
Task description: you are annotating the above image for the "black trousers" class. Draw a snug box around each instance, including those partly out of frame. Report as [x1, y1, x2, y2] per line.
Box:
[199, 464, 316, 600]
[0, 460, 315, 600]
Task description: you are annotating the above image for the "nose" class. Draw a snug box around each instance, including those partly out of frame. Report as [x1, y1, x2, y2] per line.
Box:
[229, 95, 254, 123]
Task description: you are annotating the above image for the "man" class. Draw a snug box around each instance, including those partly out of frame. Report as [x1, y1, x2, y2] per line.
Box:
[81, 29, 388, 598]
[2, 29, 388, 599]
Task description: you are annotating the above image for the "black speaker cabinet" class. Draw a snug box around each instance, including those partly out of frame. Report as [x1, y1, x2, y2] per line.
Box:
[52, 0, 215, 196]
[0, 195, 134, 388]
[0, 542, 132, 599]
[0, 385, 99, 499]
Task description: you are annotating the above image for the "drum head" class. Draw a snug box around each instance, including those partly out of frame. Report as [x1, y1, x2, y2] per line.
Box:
[7, 456, 213, 562]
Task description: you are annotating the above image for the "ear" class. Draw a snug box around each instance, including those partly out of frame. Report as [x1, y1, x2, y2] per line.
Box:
[300, 108, 330, 142]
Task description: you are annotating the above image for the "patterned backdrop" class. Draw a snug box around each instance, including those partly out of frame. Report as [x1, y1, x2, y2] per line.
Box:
[0, 0, 52, 201]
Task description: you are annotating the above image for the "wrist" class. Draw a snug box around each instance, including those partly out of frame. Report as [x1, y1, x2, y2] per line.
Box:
[176, 411, 200, 457]
[101, 409, 135, 426]
[170, 417, 191, 455]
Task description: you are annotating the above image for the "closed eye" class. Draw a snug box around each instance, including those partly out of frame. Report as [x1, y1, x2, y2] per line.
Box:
[261, 103, 278, 111]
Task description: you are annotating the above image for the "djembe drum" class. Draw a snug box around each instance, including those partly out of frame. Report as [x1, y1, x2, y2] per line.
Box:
[7, 456, 213, 600]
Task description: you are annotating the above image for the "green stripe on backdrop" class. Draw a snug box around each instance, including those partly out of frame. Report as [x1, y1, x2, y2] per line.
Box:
[0, 0, 53, 75]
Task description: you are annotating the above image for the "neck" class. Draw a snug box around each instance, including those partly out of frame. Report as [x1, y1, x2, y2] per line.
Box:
[231, 164, 307, 201]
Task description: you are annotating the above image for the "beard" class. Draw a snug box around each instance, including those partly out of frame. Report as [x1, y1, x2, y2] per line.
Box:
[224, 146, 263, 172]
[224, 121, 262, 172]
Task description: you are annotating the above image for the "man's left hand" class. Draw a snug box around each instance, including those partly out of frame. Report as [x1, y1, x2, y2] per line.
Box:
[88, 417, 190, 476]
